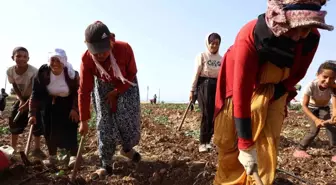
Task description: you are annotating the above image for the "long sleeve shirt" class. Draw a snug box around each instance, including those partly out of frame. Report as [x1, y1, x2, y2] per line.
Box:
[29, 64, 79, 118]
[214, 19, 320, 149]
[78, 41, 137, 121]
[191, 52, 222, 92]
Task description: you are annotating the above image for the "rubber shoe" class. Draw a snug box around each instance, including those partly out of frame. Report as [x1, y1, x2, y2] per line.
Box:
[198, 144, 208, 153]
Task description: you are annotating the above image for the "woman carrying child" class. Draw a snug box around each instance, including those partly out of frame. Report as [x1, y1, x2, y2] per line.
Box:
[294, 61, 336, 162]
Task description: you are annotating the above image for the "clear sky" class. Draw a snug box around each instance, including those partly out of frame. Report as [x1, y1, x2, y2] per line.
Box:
[0, 0, 335, 103]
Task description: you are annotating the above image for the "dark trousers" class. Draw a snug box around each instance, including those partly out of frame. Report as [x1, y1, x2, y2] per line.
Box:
[42, 96, 78, 156]
[299, 106, 336, 150]
[197, 77, 217, 144]
[9, 99, 43, 136]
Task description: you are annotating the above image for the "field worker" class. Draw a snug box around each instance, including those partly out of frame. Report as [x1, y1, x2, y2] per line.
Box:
[28, 49, 80, 167]
[190, 33, 222, 153]
[78, 21, 141, 178]
[213, 0, 333, 184]
[6, 46, 45, 159]
[294, 61, 336, 162]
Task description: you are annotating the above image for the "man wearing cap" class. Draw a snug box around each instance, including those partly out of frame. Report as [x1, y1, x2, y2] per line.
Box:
[78, 21, 141, 178]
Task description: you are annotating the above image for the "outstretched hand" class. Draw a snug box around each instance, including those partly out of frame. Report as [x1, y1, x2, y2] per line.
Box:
[28, 116, 36, 125]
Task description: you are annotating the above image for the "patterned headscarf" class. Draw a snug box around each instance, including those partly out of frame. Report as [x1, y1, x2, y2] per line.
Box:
[265, 0, 333, 36]
[48, 48, 76, 79]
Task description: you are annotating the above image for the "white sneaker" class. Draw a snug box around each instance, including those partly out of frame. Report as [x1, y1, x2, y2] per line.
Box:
[43, 156, 57, 167]
[68, 156, 76, 168]
[205, 143, 212, 150]
[198, 144, 208, 153]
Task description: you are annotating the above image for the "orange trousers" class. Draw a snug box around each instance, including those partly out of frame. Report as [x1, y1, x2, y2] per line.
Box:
[213, 62, 290, 185]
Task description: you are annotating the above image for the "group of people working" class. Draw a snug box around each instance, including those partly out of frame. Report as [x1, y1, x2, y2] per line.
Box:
[4, 21, 141, 178]
[1, 0, 335, 184]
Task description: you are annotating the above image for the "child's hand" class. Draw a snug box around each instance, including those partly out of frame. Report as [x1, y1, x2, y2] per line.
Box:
[28, 116, 36, 125]
[315, 119, 325, 127]
[18, 101, 28, 112]
[331, 115, 336, 124]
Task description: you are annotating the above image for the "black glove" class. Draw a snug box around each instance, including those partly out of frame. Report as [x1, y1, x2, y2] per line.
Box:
[273, 82, 287, 101]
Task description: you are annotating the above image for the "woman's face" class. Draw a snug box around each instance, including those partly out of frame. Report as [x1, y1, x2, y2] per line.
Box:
[91, 36, 115, 62]
[92, 50, 110, 62]
[209, 39, 220, 54]
[50, 57, 64, 74]
[283, 27, 312, 41]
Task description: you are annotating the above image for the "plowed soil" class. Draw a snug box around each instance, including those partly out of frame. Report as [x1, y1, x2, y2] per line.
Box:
[0, 98, 335, 185]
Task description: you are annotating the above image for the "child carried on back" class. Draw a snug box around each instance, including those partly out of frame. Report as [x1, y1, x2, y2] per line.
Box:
[294, 61, 336, 162]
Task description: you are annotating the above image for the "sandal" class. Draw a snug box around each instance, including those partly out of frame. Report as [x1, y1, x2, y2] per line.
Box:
[90, 165, 112, 180]
[293, 150, 312, 158]
[120, 149, 141, 162]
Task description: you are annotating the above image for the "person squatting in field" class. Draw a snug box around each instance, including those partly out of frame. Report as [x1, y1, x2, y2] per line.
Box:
[150, 94, 157, 104]
[29, 48, 80, 167]
[78, 21, 141, 178]
[213, 0, 333, 184]
[293, 61, 336, 162]
[190, 33, 222, 153]
[6, 46, 46, 159]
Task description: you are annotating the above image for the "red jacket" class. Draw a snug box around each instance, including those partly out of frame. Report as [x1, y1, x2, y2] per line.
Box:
[214, 19, 320, 149]
[78, 41, 137, 121]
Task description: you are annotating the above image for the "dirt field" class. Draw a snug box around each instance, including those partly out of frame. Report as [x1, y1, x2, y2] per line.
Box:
[0, 98, 335, 185]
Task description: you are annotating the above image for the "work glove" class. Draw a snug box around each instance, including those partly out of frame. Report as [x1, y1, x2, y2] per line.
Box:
[238, 147, 257, 175]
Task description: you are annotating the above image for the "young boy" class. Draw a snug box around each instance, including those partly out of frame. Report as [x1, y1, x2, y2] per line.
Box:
[0, 88, 8, 118]
[293, 61, 336, 162]
[7, 47, 46, 159]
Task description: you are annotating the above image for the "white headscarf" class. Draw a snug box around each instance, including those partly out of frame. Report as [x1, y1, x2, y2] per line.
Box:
[48, 48, 76, 79]
[91, 51, 137, 86]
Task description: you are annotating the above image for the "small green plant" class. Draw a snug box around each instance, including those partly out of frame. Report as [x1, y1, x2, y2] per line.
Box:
[0, 126, 9, 135]
[154, 115, 169, 125]
[184, 130, 200, 140]
[88, 110, 97, 128]
[143, 108, 152, 116]
[288, 103, 302, 111]
[159, 103, 189, 110]
[192, 104, 201, 112]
